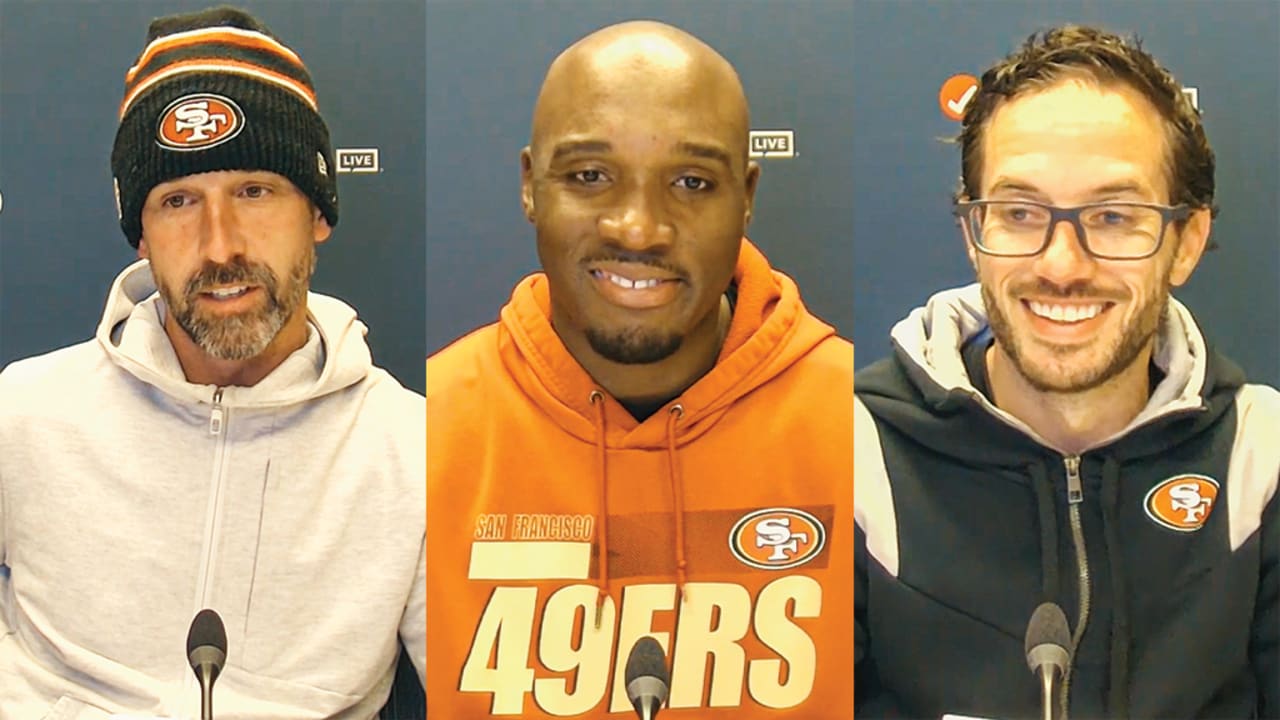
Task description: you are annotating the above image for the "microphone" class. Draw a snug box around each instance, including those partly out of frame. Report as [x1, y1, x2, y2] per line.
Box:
[624, 636, 670, 720]
[186, 608, 227, 720]
[1024, 602, 1073, 720]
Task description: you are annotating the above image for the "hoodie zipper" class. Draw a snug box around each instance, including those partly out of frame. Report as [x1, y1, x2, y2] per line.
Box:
[209, 387, 225, 435]
[183, 386, 231, 712]
[199, 386, 230, 601]
[1060, 454, 1090, 720]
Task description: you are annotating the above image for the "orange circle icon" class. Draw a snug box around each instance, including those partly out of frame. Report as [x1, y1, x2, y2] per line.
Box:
[939, 74, 979, 121]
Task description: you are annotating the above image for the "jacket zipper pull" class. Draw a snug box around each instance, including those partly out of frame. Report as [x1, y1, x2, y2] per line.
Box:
[1065, 454, 1083, 504]
[209, 388, 225, 436]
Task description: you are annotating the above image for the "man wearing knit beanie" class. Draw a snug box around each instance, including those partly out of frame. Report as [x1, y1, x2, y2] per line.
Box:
[0, 7, 424, 718]
[111, 4, 340, 381]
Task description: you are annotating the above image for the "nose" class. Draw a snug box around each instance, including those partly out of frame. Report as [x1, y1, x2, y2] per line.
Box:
[1033, 218, 1096, 287]
[596, 182, 675, 250]
[198, 195, 246, 264]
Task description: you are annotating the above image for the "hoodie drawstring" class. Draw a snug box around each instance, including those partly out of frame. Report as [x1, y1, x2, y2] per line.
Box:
[589, 390, 609, 629]
[588, 392, 690, 627]
[667, 405, 688, 604]
[1030, 461, 1061, 601]
[1100, 456, 1130, 719]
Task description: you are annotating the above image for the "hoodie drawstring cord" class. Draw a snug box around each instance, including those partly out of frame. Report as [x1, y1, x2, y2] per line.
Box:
[1030, 461, 1061, 601]
[667, 404, 688, 604]
[588, 393, 689, 624]
[589, 390, 609, 629]
[1101, 456, 1130, 719]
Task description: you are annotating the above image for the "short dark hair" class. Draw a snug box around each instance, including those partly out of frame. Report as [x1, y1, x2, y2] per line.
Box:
[957, 25, 1217, 219]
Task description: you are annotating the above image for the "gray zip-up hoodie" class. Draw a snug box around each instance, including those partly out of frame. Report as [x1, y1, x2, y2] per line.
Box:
[0, 260, 425, 719]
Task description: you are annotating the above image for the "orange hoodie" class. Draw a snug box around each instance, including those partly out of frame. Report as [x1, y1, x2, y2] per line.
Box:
[426, 239, 852, 719]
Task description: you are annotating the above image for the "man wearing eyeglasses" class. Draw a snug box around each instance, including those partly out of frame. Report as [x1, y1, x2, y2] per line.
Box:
[855, 25, 1278, 719]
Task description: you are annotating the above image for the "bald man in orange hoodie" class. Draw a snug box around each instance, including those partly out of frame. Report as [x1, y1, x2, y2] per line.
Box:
[426, 21, 853, 719]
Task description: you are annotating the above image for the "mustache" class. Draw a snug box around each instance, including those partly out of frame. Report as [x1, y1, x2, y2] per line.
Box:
[579, 249, 687, 280]
[183, 257, 279, 297]
[1011, 278, 1129, 302]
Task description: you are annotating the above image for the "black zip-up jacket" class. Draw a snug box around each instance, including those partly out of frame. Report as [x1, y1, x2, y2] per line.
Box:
[855, 285, 1280, 719]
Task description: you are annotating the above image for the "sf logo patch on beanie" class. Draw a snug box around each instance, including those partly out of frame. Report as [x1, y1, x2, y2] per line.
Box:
[157, 93, 244, 151]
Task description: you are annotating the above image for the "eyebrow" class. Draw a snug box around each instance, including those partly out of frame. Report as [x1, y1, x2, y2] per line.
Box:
[676, 141, 734, 168]
[550, 140, 612, 161]
[1088, 181, 1151, 197]
[548, 139, 735, 168]
[987, 178, 1154, 199]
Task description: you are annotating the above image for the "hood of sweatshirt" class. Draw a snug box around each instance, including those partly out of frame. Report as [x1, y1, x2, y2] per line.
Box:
[97, 259, 373, 408]
[497, 238, 835, 448]
[857, 283, 1243, 463]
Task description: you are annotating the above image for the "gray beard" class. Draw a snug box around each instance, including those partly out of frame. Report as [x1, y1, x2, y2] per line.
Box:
[157, 248, 314, 361]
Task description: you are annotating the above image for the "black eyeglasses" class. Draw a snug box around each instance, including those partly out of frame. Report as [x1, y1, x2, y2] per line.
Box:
[954, 199, 1193, 260]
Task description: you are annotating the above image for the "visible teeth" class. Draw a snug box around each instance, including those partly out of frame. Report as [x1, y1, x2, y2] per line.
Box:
[209, 286, 249, 298]
[1028, 301, 1104, 322]
[601, 271, 661, 289]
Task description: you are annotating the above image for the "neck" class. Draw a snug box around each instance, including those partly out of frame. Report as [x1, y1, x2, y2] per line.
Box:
[558, 295, 732, 405]
[164, 305, 310, 388]
[986, 342, 1154, 455]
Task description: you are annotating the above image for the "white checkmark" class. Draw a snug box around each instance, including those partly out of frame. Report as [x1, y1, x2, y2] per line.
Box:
[947, 84, 978, 114]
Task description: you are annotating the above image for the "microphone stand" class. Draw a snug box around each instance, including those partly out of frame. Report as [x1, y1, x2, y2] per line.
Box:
[1039, 668, 1053, 720]
[201, 665, 215, 720]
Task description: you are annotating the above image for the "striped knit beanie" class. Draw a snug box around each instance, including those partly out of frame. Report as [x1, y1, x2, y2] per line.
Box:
[110, 6, 338, 247]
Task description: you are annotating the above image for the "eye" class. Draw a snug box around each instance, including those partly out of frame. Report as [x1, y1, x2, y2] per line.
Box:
[675, 176, 713, 191]
[570, 169, 607, 185]
[1082, 206, 1141, 228]
[161, 194, 190, 209]
[241, 184, 271, 199]
[992, 203, 1043, 224]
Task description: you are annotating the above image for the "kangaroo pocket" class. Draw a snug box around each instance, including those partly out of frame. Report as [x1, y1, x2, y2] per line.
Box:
[1126, 546, 1260, 719]
[39, 697, 114, 720]
[868, 564, 1038, 720]
[219, 664, 371, 718]
[239, 458, 406, 697]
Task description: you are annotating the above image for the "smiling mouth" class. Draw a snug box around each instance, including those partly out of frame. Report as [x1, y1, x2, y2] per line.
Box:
[591, 269, 672, 289]
[1025, 300, 1113, 323]
[201, 285, 257, 300]
[587, 268, 682, 310]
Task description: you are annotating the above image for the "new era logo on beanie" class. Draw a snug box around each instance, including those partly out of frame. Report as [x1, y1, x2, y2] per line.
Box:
[110, 6, 338, 247]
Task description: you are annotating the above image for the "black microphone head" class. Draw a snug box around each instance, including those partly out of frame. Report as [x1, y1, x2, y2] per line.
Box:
[186, 608, 227, 667]
[1024, 602, 1071, 656]
[1024, 602, 1072, 676]
[625, 635, 670, 717]
[625, 636, 669, 687]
